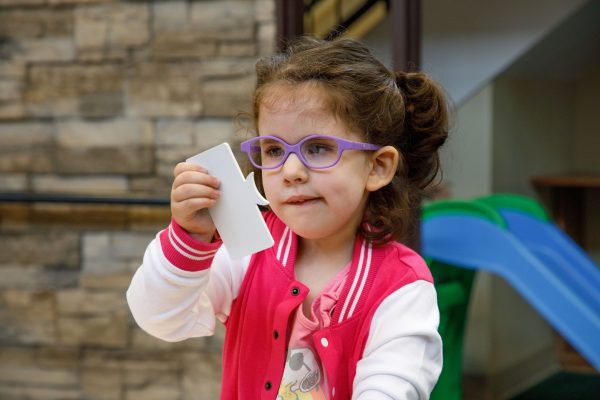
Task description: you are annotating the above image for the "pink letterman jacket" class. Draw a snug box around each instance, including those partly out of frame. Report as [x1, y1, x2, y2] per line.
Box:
[127, 211, 442, 400]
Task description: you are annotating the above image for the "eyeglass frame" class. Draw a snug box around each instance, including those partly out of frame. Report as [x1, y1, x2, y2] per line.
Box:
[240, 134, 382, 170]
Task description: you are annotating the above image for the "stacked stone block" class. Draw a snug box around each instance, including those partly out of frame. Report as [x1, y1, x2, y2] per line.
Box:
[0, 1, 275, 398]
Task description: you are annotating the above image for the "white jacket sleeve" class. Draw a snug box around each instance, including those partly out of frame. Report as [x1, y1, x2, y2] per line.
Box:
[353, 280, 443, 400]
[126, 228, 251, 342]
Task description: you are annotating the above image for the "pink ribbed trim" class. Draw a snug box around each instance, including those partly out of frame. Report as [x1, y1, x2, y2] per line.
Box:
[159, 219, 222, 271]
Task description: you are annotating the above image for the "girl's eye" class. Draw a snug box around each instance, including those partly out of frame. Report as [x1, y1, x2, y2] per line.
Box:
[262, 145, 285, 159]
[305, 142, 335, 156]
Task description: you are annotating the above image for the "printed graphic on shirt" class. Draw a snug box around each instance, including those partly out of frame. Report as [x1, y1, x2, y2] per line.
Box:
[277, 348, 326, 400]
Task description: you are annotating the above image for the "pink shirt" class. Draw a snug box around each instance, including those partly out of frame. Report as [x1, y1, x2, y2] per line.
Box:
[277, 264, 350, 399]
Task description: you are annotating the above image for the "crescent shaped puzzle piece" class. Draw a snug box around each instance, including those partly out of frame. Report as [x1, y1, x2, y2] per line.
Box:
[244, 172, 269, 206]
[186, 143, 274, 259]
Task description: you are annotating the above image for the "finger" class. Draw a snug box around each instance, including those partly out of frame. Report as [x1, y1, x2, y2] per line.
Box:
[172, 170, 220, 190]
[174, 162, 208, 178]
[173, 197, 218, 214]
[172, 183, 220, 202]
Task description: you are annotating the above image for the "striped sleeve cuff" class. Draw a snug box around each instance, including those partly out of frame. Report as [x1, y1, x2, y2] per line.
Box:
[159, 219, 222, 271]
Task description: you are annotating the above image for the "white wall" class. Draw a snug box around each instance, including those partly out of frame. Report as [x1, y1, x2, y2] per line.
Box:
[491, 77, 575, 196]
[440, 84, 494, 198]
[574, 72, 600, 173]
[574, 71, 600, 260]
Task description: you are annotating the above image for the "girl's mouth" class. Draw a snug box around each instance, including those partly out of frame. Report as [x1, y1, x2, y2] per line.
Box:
[285, 195, 321, 205]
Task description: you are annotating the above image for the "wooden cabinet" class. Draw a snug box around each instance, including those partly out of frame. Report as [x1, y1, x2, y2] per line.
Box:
[531, 175, 600, 373]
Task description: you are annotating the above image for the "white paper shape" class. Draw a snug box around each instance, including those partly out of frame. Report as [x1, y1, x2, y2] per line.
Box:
[186, 143, 274, 259]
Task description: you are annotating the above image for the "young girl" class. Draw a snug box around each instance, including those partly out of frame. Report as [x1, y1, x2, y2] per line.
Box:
[127, 37, 448, 400]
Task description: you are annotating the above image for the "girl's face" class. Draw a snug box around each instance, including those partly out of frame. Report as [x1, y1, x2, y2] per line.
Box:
[258, 85, 373, 243]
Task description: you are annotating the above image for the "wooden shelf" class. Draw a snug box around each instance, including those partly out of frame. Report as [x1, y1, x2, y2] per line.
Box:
[531, 174, 600, 245]
[531, 175, 600, 188]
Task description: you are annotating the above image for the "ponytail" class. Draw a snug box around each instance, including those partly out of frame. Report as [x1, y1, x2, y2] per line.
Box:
[394, 71, 449, 190]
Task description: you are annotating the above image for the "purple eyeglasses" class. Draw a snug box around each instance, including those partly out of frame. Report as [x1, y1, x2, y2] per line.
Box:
[240, 134, 382, 170]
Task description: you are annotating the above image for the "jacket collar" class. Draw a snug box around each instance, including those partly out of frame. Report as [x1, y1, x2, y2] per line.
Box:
[272, 220, 297, 268]
[269, 214, 385, 326]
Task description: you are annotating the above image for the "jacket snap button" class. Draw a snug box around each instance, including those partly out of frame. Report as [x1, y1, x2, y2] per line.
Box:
[265, 381, 272, 390]
[291, 287, 300, 296]
[320, 337, 329, 347]
[273, 330, 279, 339]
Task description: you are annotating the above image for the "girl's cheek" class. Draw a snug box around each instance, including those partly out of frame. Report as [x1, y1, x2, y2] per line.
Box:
[261, 175, 275, 198]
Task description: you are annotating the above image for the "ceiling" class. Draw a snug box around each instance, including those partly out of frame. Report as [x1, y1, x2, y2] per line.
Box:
[501, 0, 600, 81]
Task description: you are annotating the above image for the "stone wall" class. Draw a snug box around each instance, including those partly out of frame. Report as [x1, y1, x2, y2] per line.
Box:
[0, 1, 276, 399]
[0, 202, 228, 399]
[0, 0, 275, 195]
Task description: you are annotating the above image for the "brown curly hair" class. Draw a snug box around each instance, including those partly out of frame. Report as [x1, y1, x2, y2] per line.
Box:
[249, 37, 449, 244]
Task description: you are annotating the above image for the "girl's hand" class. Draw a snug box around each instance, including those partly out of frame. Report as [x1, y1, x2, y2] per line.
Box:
[171, 162, 221, 243]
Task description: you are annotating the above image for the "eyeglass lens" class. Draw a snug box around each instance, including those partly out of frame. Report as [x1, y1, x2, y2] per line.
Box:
[250, 137, 340, 168]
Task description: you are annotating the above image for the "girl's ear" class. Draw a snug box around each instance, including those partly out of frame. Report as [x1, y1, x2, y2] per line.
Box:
[366, 146, 399, 192]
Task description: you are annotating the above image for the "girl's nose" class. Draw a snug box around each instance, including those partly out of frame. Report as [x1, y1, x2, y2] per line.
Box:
[282, 153, 308, 184]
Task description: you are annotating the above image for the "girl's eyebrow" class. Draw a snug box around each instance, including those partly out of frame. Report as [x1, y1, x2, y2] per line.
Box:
[259, 136, 282, 142]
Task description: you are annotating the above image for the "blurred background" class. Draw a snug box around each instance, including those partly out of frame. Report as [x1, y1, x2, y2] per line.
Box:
[0, 0, 598, 399]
